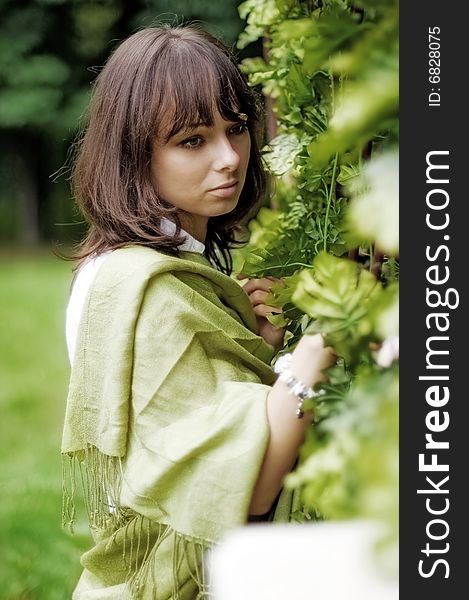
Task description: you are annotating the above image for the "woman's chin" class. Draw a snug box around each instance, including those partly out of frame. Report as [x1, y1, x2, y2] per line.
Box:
[208, 196, 240, 217]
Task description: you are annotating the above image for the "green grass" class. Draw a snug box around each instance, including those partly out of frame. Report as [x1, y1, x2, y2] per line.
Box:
[0, 252, 91, 600]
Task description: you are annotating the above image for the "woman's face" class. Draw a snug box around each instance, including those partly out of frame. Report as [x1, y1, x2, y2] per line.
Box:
[151, 110, 251, 242]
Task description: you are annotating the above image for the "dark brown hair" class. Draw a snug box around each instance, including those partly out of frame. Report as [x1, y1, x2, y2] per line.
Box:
[71, 24, 267, 274]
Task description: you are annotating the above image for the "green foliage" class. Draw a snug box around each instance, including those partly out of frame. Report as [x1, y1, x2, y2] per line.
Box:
[293, 252, 382, 365]
[236, 0, 399, 554]
[134, 0, 244, 45]
[72, 2, 122, 58]
[237, 0, 282, 49]
[0, 3, 84, 133]
[235, 0, 398, 277]
[287, 366, 398, 544]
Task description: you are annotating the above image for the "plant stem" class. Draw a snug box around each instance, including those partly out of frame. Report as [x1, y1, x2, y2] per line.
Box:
[260, 262, 313, 272]
[323, 153, 338, 251]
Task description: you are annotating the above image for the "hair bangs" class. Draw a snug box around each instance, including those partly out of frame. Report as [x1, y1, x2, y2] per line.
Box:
[154, 40, 254, 142]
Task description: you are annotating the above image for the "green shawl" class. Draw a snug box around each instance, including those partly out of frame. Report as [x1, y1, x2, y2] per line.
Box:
[62, 246, 300, 599]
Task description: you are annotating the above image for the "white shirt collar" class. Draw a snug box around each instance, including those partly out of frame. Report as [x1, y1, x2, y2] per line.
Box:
[160, 217, 205, 254]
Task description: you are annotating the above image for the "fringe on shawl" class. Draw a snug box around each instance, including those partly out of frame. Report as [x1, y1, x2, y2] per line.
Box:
[62, 445, 126, 533]
[62, 445, 214, 599]
[127, 518, 214, 599]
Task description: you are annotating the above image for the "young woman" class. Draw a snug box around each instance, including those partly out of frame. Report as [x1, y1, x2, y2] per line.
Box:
[62, 24, 334, 599]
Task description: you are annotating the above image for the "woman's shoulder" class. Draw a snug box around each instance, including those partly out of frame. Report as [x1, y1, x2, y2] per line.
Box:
[66, 251, 112, 364]
[75, 251, 111, 283]
[104, 245, 208, 271]
[94, 245, 220, 288]
[84, 246, 247, 315]
[73, 245, 258, 350]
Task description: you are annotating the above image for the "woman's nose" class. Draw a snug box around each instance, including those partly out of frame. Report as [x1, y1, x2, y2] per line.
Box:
[213, 137, 240, 172]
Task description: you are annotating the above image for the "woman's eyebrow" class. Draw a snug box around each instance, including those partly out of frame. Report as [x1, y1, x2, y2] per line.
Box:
[183, 121, 205, 131]
[168, 122, 205, 141]
[167, 114, 249, 142]
[186, 118, 214, 131]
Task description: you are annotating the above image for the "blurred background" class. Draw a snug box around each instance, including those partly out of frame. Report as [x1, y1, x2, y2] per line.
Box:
[0, 0, 399, 596]
[0, 1, 253, 598]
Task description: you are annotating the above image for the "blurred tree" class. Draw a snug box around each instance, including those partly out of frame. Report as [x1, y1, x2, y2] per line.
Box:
[0, 0, 117, 245]
[133, 0, 243, 46]
[0, 0, 247, 247]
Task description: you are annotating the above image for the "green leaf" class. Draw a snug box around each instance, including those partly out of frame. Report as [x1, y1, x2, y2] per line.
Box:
[336, 163, 360, 184]
[263, 133, 304, 175]
[292, 252, 381, 363]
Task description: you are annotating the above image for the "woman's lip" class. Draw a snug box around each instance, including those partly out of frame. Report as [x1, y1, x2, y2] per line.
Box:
[208, 182, 238, 197]
[209, 180, 238, 191]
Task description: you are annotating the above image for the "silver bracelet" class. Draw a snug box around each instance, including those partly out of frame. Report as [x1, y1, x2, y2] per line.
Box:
[273, 353, 321, 419]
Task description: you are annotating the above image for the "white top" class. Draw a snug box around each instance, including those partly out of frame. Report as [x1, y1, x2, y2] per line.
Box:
[208, 520, 398, 600]
[65, 219, 206, 364]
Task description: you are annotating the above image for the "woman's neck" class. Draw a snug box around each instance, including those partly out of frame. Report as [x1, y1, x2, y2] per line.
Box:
[178, 214, 208, 243]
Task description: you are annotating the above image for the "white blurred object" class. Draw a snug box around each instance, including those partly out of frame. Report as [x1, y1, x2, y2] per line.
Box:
[346, 150, 399, 256]
[207, 520, 398, 600]
[375, 335, 400, 368]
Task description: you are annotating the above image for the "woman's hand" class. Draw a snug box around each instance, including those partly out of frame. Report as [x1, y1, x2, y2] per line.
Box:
[248, 332, 335, 515]
[238, 275, 286, 352]
[294, 333, 336, 385]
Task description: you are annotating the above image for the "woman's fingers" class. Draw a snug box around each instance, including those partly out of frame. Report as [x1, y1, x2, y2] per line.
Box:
[248, 290, 270, 307]
[252, 304, 283, 317]
[299, 334, 336, 378]
[242, 277, 278, 295]
[322, 346, 337, 369]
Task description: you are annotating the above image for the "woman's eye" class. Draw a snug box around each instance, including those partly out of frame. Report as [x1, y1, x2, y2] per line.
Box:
[230, 122, 248, 135]
[180, 136, 203, 149]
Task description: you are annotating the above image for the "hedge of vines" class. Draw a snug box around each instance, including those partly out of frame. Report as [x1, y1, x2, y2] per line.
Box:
[234, 0, 399, 560]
